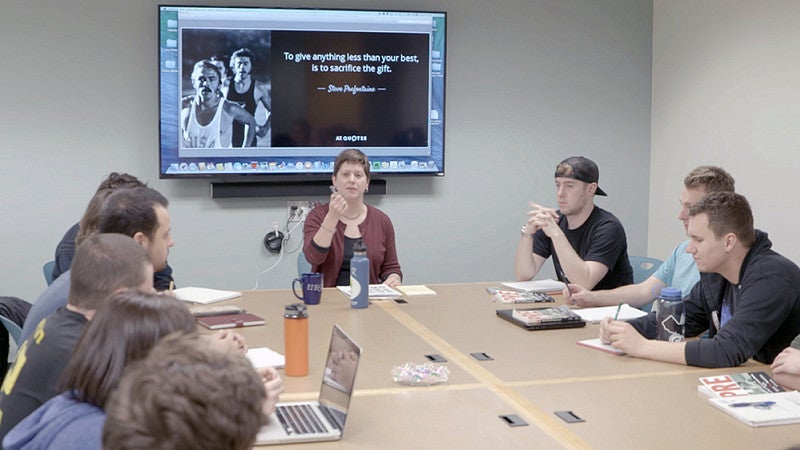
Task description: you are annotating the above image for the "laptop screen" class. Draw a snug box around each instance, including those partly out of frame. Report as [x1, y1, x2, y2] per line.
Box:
[319, 325, 362, 427]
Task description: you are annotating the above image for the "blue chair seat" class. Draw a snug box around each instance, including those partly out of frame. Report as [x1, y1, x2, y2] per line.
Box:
[43, 260, 56, 286]
[0, 315, 22, 347]
[297, 251, 312, 277]
[629, 256, 663, 312]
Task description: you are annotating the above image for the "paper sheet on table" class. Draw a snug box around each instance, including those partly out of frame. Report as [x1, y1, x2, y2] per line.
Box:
[571, 304, 648, 323]
[501, 279, 565, 293]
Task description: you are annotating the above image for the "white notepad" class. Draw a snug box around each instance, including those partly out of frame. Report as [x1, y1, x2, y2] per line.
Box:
[247, 347, 286, 369]
[571, 304, 648, 323]
[577, 338, 624, 355]
[708, 391, 800, 427]
[501, 279, 565, 293]
[395, 285, 436, 296]
[172, 287, 242, 304]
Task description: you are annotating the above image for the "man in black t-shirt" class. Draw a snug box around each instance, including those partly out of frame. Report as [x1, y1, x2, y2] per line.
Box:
[514, 156, 633, 290]
[0, 234, 154, 441]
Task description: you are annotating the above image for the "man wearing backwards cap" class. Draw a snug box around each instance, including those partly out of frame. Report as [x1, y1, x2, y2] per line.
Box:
[514, 156, 633, 290]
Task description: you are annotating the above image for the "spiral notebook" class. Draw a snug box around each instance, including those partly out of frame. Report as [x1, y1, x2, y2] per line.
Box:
[708, 391, 800, 427]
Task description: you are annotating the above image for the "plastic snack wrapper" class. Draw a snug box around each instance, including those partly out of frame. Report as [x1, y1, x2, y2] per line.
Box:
[391, 362, 450, 386]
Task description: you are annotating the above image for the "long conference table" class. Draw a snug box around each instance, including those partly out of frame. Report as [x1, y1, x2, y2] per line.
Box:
[224, 282, 800, 449]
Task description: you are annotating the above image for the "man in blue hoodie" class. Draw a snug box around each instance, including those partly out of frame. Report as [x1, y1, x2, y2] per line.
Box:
[600, 192, 800, 367]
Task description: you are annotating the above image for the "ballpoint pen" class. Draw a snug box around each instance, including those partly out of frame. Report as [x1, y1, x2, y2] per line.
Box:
[613, 301, 623, 320]
[730, 401, 776, 408]
[558, 269, 571, 285]
[559, 270, 575, 305]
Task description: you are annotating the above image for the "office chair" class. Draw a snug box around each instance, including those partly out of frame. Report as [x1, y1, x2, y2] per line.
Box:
[629, 256, 662, 284]
[43, 260, 56, 286]
[297, 251, 312, 277]
[0, 315, 22, 347]
[629, 256, 663, 312]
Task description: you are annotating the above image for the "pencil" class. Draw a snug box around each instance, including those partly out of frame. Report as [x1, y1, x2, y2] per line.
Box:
[613, 302, 623, 320]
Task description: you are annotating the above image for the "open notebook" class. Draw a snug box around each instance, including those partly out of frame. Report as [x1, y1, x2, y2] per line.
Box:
[337, 284, 402, 300]
[255, 325, 362, 445]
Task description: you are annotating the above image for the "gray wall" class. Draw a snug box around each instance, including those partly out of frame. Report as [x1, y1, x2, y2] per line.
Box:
[0, 0, 653, 302]
[650, 1, 800, 262]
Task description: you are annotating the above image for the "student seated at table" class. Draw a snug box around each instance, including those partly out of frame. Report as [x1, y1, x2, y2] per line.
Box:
[2, 291, 281, 450]
[514, 156, 633, 290]
[22, 186, 177, 344]
[304, 148, 402, 287]
[51, 172, 175, 289]
[564, 166, 735, 308]
[0, 234, 156, 441]
[2, 292, 194, 450]
[102, 332, 274, 450]
[600, 192, 800, 368]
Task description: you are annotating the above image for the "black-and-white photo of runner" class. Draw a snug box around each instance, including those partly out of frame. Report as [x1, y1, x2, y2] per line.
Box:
[180, 29, 271, 149]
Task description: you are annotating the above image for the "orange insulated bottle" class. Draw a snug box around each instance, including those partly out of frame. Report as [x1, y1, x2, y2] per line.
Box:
[284, 303, 309, 376]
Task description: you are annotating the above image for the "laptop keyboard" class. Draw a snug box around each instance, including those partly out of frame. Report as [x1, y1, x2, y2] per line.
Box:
[319, 405, 343, 432]
[276, 404, 328, 435]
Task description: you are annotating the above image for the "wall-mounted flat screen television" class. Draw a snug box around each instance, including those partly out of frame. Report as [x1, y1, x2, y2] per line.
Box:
[158, 6, 446, 179]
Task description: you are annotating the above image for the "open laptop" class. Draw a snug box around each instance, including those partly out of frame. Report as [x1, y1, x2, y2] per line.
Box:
[255, 324, 362, 445]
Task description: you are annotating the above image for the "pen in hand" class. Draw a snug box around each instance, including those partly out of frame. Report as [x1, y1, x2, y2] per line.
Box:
[613, 302, 623, 320]
[559, 270, 575, 305]
[558, 269, 571, 285]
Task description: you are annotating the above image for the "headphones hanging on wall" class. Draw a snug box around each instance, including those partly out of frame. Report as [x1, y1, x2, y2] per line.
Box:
[263, 222, 285, 254]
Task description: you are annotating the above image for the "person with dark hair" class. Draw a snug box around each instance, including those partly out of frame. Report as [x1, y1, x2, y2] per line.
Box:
[181, 59, 257, 148]
[52, 172, 148, 282]
[21, 186, 176, 344]
[304, 149, 403, 287]
[565, 166, 735, 307]
[2, 292, 196, 450]
[224, 47, 271, 147]
[514, 156, 633, 290]
[601, 192, 800, 367]
[51, 173, 175, 291]
[0, 234, 154, 440]
[103, 333, 275, 450]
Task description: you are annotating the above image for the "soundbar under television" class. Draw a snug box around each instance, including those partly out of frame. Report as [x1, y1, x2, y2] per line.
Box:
[158, 6, 446, 179]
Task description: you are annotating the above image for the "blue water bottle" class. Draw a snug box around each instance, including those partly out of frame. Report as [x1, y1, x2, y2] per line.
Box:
[350, 239, 369, 309]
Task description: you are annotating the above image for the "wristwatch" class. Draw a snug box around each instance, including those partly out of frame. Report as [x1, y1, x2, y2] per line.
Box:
[521, 226, 533, 238]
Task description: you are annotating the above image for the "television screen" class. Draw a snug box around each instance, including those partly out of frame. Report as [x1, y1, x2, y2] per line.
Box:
[158, 6, 446, 179]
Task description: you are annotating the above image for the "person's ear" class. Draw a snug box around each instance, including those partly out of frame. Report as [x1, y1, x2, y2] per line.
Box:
[724, 232, 737, 252]
[132, 231, 149, 247]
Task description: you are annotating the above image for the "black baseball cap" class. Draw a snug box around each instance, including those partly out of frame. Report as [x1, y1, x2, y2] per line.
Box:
[554, 156, 607, 196]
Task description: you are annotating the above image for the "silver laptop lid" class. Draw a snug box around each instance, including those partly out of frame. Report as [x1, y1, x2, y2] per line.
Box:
[317, 325, 362, 430]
